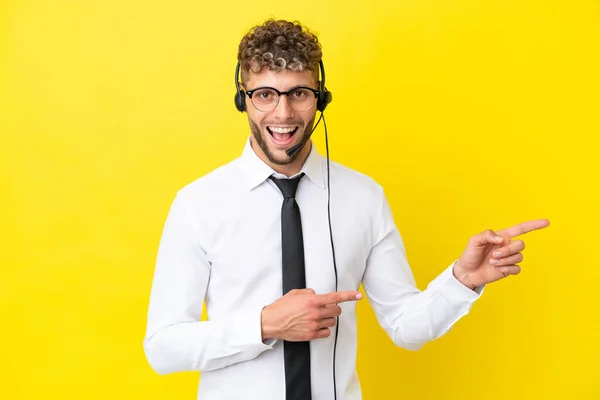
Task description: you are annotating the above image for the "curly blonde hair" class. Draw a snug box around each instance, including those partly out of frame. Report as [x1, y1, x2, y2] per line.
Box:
[237, 19, 322, 83]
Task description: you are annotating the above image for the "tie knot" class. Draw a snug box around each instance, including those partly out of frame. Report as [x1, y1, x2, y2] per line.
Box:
[270, 173, 304, 199]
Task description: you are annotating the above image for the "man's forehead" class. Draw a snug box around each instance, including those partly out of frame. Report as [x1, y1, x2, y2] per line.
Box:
[245, 69, 317, 89]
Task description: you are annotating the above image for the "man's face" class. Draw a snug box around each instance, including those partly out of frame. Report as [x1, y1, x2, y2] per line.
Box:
[244, 69, 318, 167]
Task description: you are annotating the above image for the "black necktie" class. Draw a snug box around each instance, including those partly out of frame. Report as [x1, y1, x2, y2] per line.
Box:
[270, 173, 312, 400]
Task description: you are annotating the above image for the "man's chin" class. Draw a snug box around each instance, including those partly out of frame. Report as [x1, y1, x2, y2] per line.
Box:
[266, 147, 297, 165]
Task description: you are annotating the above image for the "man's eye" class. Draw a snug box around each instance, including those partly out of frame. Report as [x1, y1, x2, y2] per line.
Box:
[293, 90, 308, 98]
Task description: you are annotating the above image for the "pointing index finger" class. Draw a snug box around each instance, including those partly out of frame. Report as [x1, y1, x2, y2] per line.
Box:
[317, 291, 363, 305]
[497, 219, 550, 239]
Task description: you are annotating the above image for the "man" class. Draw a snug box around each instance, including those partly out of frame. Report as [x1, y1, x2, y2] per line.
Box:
[143, 19, 549, 400]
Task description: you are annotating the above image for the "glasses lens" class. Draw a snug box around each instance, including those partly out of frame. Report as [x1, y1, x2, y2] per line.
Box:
[251, 88, 278, 111]
[288, 88, 316, 111]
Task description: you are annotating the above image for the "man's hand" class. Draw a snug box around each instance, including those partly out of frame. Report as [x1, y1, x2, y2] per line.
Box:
[261, 289, 363, 342]
[453, 219, 550, 289]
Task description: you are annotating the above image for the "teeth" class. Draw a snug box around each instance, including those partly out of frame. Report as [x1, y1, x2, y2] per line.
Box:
[269, 126, 296, 133]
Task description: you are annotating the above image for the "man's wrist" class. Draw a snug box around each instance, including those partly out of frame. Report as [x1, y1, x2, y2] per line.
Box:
[452, 262, 477, 290]
[260, 305, 277, 341]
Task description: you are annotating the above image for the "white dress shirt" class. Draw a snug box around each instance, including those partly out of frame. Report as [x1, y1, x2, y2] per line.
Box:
[143, 137, 483, 400]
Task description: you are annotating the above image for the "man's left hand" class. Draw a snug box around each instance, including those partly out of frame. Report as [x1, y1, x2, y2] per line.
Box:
[453, 219, 550, 289]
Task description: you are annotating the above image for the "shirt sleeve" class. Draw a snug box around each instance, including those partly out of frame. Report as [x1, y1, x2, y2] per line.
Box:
[361, 188, 484, 351]
[143, 191, 274, 374]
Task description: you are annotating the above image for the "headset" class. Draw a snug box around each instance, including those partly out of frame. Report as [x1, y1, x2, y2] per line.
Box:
[234, 60, 340, 400]
[234, 59, 332, 114]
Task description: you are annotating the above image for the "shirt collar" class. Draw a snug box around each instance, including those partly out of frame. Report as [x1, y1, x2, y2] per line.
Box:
[240, 136, 325, 191]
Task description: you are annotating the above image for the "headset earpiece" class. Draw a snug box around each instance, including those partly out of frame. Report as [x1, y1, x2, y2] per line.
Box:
[317, 59, 332, 112]
[234, 62, 246, 112]
[317, 87, 332, 112]
[234, 91, 246, 112]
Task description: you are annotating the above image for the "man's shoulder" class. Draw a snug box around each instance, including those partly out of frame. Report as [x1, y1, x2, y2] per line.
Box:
[329, 159, 384, 196]
[177, 157, 242, 199]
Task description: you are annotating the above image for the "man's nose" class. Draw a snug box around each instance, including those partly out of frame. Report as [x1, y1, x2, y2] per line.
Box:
[272, 95, 293, 119]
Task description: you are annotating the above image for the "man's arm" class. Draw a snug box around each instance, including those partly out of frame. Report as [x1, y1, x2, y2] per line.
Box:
[361, 188, 483, 351]
[143, 192, 273, 374]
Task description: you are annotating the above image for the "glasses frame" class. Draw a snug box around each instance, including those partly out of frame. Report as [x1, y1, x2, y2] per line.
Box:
[244, 86, 320, 112]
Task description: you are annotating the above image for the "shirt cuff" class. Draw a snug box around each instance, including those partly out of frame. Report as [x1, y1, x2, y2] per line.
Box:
[428, 261, 485, 305]
[227, 305, 276, 356]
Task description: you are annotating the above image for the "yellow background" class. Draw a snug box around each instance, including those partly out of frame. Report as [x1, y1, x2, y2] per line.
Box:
[1, 0, 598, 399]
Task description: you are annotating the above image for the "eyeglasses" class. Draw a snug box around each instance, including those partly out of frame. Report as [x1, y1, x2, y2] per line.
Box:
[244, 86, 320, 112]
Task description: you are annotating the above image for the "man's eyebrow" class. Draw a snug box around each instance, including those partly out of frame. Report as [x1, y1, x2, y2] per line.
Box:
[247, 84, 317, 91]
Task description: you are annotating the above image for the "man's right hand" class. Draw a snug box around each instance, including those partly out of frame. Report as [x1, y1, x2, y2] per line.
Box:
[260, 289, 364, 342]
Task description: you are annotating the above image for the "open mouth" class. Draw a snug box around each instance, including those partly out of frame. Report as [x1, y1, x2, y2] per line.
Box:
[266, 126, 299, 146]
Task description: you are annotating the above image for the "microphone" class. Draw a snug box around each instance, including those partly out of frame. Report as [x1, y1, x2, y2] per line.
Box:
[285, 112, 323, 157]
